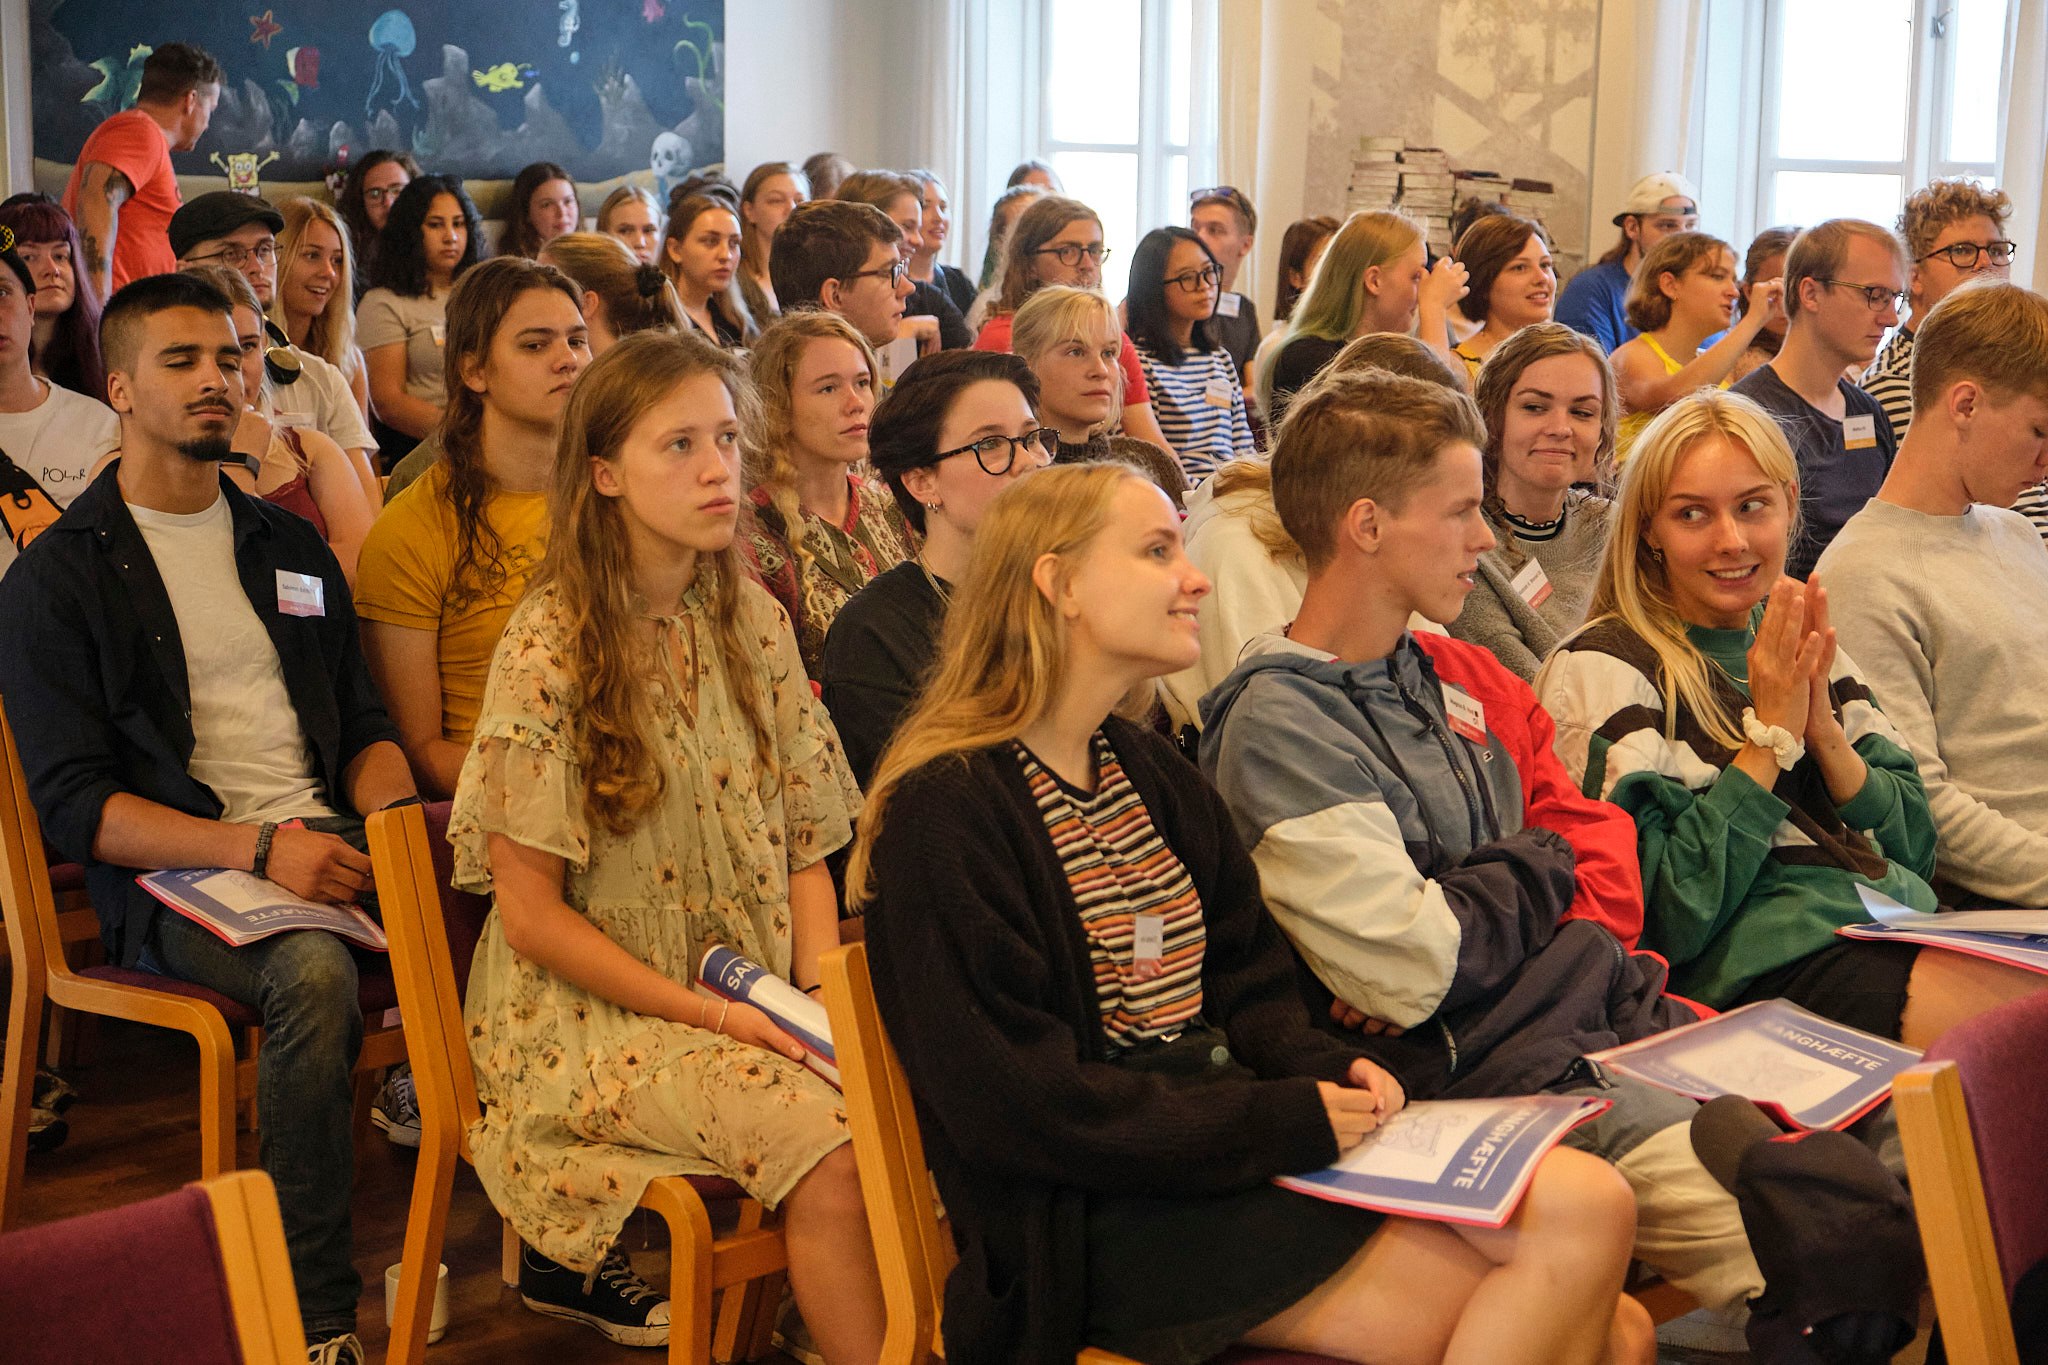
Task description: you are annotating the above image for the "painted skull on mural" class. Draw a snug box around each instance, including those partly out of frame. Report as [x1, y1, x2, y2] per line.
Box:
[649, 131, 691, 196]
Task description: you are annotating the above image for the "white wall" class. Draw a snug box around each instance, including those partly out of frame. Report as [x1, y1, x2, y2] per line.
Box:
[2, 0, 31, 196]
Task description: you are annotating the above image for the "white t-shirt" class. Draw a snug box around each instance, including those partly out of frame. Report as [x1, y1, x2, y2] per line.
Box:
[127, 493, 338, 825]
[265, 345, 376, 457]
[0, 378, 121, 579]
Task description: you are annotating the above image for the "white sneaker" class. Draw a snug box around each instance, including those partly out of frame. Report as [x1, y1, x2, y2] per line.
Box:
[306, 1333, 366, 1364]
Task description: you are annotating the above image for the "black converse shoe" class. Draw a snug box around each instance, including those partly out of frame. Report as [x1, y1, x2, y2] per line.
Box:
[518, 1243, 670, 1347]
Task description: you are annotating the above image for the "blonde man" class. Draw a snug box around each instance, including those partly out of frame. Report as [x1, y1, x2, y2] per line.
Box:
[1818, 280, 2048, 906]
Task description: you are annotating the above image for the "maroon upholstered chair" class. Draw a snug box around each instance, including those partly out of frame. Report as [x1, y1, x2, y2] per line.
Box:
[0, 1169, 307, 1364]
[1896, 987, 2048, 1365]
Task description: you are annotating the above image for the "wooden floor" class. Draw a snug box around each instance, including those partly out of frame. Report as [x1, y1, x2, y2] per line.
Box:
[12, 1017, 797, 1364]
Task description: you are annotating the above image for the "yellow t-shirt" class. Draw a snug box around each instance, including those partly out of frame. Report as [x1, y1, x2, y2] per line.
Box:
[354, 462, 549, 746]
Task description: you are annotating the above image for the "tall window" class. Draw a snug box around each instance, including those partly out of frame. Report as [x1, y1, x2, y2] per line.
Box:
[1037, 0, 1217, 300]
[1758, 0, 2009, 228]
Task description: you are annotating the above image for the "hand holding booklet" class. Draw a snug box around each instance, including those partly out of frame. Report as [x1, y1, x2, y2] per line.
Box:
[696, 946, 838, 1087]
[136, 868, 386, 952]
[1276, 1094, 1610, 1228]
[1588, 999, 1920, 1130]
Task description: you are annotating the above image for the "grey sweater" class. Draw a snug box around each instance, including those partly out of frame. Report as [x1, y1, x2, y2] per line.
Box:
[1448, 491, 1611, 681]
[1816, 496, 2048, 903]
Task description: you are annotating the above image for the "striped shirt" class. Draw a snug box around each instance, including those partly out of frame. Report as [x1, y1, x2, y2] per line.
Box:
[1862, 327, 1915, 441]
[1134, 342, 1256, 483]
[1014, 733, 1207, 1050]
[2013, 483, 2048, 544]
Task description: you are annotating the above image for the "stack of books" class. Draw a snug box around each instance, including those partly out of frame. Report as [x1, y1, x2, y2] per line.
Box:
[1344, 136, 1406, 215]
[1399, 146, 1457, 254]
[1502, 177, 1559, 229]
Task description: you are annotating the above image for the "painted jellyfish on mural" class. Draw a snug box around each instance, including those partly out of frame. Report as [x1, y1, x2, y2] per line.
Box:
[366, 10, 421, 118]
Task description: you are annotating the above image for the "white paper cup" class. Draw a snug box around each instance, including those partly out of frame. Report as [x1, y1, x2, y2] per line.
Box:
[384, 1261, 450, 1344]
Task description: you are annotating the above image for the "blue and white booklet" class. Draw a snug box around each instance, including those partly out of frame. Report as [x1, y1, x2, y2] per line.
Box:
[1836, 886, 2048, 975]
[1275, 1094, 1610, 1228]
[1588, 999, 1921, 1130]
[696, 946, 839, 1087]
[135, 868, 386, 952]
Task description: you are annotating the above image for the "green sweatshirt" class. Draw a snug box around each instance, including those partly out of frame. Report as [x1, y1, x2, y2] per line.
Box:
[1535, 614, 1938, 1006]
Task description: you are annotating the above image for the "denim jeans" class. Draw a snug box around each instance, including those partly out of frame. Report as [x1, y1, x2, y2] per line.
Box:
[140, 814, 372, 1338]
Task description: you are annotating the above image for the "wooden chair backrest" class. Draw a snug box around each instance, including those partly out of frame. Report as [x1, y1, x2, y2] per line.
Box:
[1897, 1057, 2024, 1365]
[820, 941, 950, 1364]
[0, 701, 58, 993]
[367, 803, 486, 1150]
[201, 1169, 312, 1365]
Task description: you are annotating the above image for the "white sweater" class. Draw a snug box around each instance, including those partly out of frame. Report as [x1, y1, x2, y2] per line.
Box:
[1816, 496, 2048, 903]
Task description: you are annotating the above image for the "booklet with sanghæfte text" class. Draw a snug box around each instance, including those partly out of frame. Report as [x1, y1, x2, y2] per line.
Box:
[696, 946, 838, 1087]
[1588, 999, 1919, 1130]
[135, 868, 386, 951]
[1275, 1094, 1611, 1228]
[1837, 886, 2048, 975]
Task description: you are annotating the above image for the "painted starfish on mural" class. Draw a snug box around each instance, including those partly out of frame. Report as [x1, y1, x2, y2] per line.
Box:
[249, 10, 283, 49]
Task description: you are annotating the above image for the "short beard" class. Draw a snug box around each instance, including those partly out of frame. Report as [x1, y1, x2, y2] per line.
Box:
[175, 434, 235, 464]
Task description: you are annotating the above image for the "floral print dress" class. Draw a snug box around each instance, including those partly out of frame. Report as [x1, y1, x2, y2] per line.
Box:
[745, 474, 913, 678]
[448, 573, 863, 1273]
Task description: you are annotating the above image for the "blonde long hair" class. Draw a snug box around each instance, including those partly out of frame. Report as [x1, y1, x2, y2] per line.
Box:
[529, 330, 777, 835]
[270, 196, 357, 373]
[1255, 209, 1423, 413]
[1556, 388, 1802, 750]
[846, 463, 1141, 902]
[744, 311, 881, 585]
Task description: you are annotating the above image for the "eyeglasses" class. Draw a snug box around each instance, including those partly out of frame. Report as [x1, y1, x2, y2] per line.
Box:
[1189, 186, 1248, 210]
[1166, 264, 1221, 294]
[1818, 279, 1906, 312]
[845, 260, 908, 288]
[362, 185, 408, 204]
[186, 241, 278, 269]
[932, 428, 1056, 475]
[1916, 239, 2016, 270]
[1033, 243, 1111, 268]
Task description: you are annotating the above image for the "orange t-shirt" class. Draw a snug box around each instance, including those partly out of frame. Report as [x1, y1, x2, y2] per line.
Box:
[62, 110, 181, 290]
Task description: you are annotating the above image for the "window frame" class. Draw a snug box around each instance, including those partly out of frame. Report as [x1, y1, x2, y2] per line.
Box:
[1752, 0, 2005, 231]
[1032, 0, 1219, 297]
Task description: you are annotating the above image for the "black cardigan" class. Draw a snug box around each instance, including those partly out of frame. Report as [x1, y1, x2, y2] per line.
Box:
[864, 717, 1425, 1365]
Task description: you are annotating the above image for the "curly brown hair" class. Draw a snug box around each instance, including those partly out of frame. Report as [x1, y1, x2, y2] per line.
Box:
[1899, 178, 2013, 259]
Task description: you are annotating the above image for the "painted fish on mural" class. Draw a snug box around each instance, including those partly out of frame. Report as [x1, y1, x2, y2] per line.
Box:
[471, 62, 538, 93]
[286, 46, 321, 90]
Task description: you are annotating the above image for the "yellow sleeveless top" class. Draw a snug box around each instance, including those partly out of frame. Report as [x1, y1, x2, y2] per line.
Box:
[1615, 335, 1731, 463]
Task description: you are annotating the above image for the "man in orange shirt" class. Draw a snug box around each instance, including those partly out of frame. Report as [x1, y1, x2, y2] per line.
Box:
[62, 43, 222, 299]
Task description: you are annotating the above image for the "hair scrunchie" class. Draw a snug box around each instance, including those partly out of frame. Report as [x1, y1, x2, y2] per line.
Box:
[636, 265, 667, 298]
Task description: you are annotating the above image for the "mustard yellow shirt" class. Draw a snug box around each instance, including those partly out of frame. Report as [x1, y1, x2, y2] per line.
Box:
[353, 461, 549, 745]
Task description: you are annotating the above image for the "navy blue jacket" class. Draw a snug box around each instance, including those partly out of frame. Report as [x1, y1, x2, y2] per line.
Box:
[0, 463, 398, 963]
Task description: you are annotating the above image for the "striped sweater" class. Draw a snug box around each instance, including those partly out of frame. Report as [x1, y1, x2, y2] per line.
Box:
[1135, 342, 1256, 481]
[1536, 613, 1940, 1007]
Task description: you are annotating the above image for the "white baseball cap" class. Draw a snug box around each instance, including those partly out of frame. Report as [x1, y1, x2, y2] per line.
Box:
[1613, 172, 1700, 224]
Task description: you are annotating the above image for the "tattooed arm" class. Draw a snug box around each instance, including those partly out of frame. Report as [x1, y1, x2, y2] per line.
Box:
[75, 163, 133, 301]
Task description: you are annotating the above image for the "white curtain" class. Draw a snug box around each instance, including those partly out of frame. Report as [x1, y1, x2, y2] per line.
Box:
[1586, 0, 1705, 247]
[1999, 0, 2048, 291]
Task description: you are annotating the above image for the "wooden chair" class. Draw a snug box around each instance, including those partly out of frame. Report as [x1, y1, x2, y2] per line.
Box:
[0, 1167, 308, 1364]
[1895, 989, 2048, 1365]
[819, 941, 1697, 1365]
[0, 700, 407, 1229]
[368, 800, 789, 1365]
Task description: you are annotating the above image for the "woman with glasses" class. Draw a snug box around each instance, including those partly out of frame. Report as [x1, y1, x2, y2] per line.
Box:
[1863, 179, 2015, 441]
[361, 174, 485, 463]
[974, 195, 1173, 451]
[1126, 226, 1254, 483]
[658, 191, 756, 349]
[1611, 231, 1780, 461]
[742, 311, 914, 678]
[818, 350, 1050, 784]
[337, 149, 419, 303]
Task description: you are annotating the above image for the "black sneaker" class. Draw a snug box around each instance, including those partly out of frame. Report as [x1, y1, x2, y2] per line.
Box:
[27, 1105, 67, 1154]
[518, 1243, 670, 1347]
[33, 1068, 77, 1115]
[370, 1066, 421, 1148]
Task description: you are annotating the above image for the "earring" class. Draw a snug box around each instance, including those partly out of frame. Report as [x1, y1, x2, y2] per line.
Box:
[1647, 545, 1665, 562]
[925, 501, 941, 512]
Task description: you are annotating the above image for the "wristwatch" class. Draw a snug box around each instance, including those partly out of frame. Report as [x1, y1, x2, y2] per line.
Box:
[252, 821, 280, 880]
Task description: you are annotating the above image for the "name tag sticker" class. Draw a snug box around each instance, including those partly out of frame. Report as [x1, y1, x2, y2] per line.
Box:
[1442, 684, 1488, 745]
[429, 323, 447, 347]
[276, 570, 325, 618]
[1203, 378, 1235, 408]
[1509, 558, 1553, 607]
[1132, 913, 1166, 980]
[1214, 291, 1242, 318]
[1842, 413, 1878, 449]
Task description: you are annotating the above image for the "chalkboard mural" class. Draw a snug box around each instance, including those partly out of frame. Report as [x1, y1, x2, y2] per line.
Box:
[29, 0, 725, 192]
